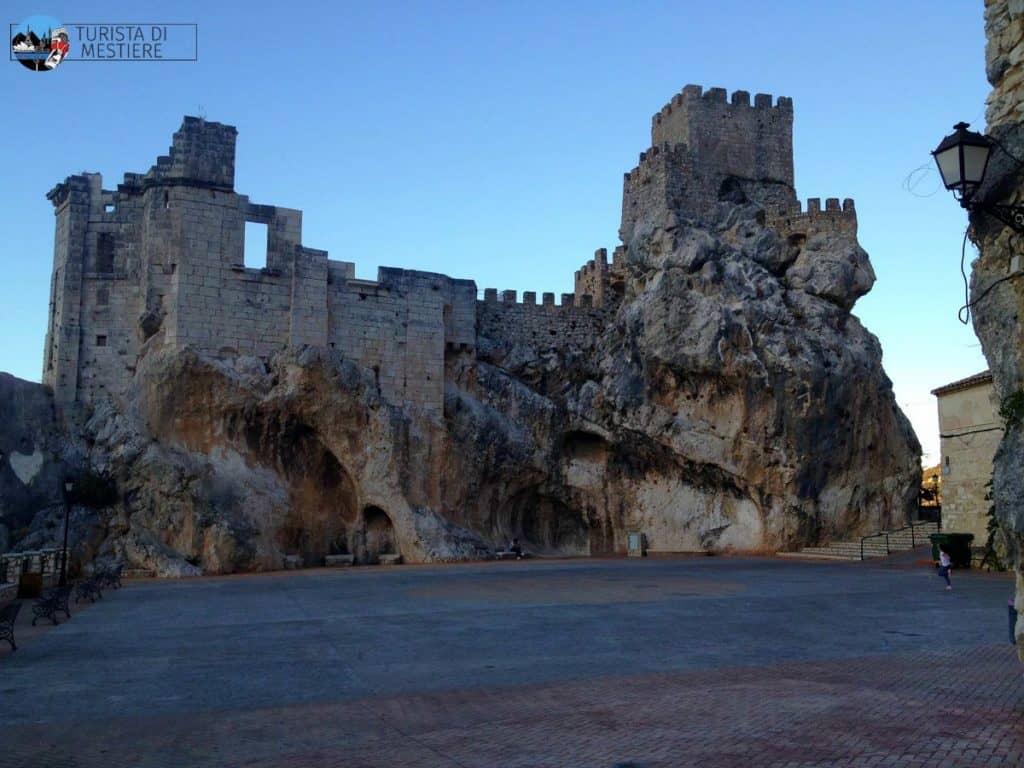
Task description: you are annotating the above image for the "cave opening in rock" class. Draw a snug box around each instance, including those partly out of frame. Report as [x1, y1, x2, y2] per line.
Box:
[506, 488, 590, 555]
[563, 430, 609, 462]
[241, 415, 358, 567]
[361, 505, 397, 564]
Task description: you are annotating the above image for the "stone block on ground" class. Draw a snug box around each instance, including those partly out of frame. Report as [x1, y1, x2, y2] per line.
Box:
[324, 555, 354, 567]
[122, 568, 156, 579]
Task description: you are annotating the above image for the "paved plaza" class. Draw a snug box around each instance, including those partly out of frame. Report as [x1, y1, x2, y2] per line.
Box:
[1, 555, 1022, 767]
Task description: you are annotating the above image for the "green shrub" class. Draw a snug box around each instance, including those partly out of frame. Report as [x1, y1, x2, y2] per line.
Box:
[999, 389, 1024, 427]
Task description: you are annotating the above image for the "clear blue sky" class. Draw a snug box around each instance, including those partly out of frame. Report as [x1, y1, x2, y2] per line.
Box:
[0, 1, 990, 467]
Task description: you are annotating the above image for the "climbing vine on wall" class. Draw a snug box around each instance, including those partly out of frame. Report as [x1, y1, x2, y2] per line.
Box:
[998, 389, 1024, 427]
[981, 477, 1010, 571]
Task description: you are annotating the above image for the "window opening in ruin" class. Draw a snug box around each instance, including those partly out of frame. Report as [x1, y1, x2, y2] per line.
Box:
[244, 221, 268, 269]
[96, 233, 115, 273]
[96, 335, 107, 347]
[104, 203, 115, 213]
[163, 191, 170, 209]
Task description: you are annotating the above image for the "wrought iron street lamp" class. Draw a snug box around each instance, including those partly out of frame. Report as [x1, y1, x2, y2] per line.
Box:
[59, 479, 73, 586]
[932, 122, 1024, 233]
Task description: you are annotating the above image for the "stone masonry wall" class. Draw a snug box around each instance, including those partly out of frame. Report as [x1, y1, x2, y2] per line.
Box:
[767, 198, 858, 242]
[45, 173, 143, 406]
[622, 84, 856, 247]
[476, 290, 607, 352]
[652, 85, 794, 190]
[573, 249, 610, 305]
[620, 143, 697, 243]
[44, 119, 479, 419]
[328, 268, 475, 416]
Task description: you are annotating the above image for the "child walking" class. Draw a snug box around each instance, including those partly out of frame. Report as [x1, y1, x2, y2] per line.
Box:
[938, 547, 953, 591]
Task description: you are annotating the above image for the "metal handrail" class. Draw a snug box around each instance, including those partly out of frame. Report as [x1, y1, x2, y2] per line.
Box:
[860, 520, 939, 560]
[903, 519, 941, 546]
[860, 531, 890, 561]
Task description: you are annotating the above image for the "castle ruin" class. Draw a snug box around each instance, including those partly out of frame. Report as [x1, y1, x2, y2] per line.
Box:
[22, 82, 921, 572]
[43, 85, 857, 417]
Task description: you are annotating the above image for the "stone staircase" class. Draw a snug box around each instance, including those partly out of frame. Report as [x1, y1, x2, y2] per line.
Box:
[778, 521, 940, 562]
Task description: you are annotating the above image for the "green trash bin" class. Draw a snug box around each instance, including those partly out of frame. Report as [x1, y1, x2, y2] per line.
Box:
[929, 533, 974, 568]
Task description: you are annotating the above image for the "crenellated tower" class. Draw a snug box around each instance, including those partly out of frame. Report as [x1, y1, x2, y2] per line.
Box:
[619, 84, 855, 248]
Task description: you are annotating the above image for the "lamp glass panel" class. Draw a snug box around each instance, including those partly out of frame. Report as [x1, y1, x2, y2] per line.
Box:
[934, 145, 963, 189]
[962, 144, 990, 184]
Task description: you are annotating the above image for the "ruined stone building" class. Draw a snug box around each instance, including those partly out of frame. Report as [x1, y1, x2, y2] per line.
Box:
[43, 86, 857, 416]
[27, 85, 917, 573]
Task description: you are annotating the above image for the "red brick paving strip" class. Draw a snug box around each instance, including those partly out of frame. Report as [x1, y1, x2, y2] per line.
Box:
[5, 645, 1022, 768]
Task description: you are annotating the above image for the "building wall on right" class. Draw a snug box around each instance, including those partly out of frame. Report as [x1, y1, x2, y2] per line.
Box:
[933, 372, 1003, 542]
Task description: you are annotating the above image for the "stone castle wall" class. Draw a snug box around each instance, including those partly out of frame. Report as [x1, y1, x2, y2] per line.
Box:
[43, 85, 861, 419]
[767, 197, 858, 241]
[476, 289, 608, 353]
[651, 85, 794, 190]
[620, 85, 854, 244]
[43, 118, 485, 417]
[572, 247, 629, 309]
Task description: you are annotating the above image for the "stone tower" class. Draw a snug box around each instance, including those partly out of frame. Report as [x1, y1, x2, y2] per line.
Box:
[43, 117, 247, 407]
[620, 85, 797, 242]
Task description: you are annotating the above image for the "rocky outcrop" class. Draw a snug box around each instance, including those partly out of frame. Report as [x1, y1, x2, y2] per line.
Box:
[4, 192, 919, 576]
[5, 87, 924, 576]
[0, 373, 78, 550]
[972, 0, 1024, 655]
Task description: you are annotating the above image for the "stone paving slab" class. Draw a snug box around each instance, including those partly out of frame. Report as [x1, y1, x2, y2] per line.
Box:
[3, 646, 1020, 767]
[1, 557, 1020, 767]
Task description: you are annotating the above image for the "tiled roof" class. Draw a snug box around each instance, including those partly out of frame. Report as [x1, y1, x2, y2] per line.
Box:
[931, 371, 992, 397]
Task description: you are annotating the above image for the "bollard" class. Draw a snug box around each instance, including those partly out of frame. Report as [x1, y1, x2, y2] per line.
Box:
[1010, 599, 1018, 645]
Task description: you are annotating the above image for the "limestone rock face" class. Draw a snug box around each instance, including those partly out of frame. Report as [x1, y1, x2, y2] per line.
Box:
[0, 373, 77, 548]
[4, 195, 920, 574]
[974, 0, 1024, 655]
[9, 87, 925, 574]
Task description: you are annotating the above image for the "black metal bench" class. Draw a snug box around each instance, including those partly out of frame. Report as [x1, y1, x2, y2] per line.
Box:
[96, 564, 123, 590]
[32, 585, 72, 626]
[75, 577, 103, 604]
[0, 602, 21, 650]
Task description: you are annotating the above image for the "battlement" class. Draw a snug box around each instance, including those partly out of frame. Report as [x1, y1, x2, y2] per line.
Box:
[652, 85, 793, 142]
[573, 247, 628, 307]
[480, 288, 596, 310]
[622, 143, 692, 187]
[646, 83, 794, 196]
[621, 83, 798, 239]
[476, 284, 608, 355]
[768, 197, 858, 240]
